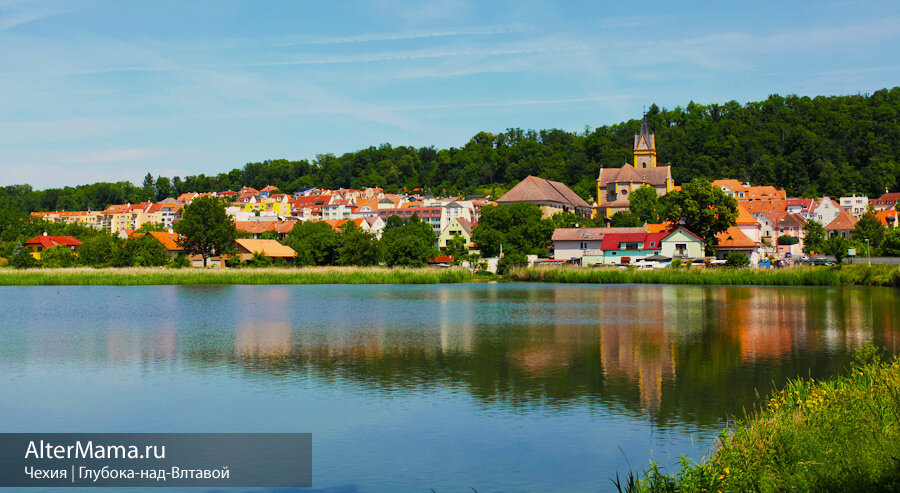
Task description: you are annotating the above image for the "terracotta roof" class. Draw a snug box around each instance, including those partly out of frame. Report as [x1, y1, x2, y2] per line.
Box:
[777, 213, 807, 229]
[735, 205, 756, 224]
[711, 179, 747, 192]
[873, 192, 900, 205]
[598, 164, 671, 187]
[825, 210, 858, 231]
[498, 175, 591, 208]
[235, 220, 298, 234]
[745, 200, 785, 214]
[551, 227, 645, 241]
[133, 231, 183, 251]
[456, 218, 473, 235]
[234, 239, 296, 258]
[876, 210, 900, 227]
[24, 235, 82, 248]
[715, 226, 757, 249]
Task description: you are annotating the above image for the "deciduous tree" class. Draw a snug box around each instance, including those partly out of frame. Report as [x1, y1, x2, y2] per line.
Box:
[173, 196, 236, 267]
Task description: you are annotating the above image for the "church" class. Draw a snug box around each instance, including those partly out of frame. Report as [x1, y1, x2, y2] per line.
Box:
[595, 116, 675, 219]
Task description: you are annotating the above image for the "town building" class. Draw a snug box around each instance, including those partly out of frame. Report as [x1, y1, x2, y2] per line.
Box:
[596, 117, 675, 219]
[23, 234, 81, 260]
[498, 175, 592, 218]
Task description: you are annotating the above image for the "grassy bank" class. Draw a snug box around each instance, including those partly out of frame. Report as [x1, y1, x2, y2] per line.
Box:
[617, 347, 900, 492]
[0, 266, 474, 285]
[510, 264, 900, 287]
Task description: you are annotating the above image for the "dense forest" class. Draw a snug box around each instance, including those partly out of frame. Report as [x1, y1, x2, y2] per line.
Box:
[3, 87, 899, 213]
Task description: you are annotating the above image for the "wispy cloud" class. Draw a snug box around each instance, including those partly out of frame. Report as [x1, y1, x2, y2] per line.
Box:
[0, 6, 60, 30]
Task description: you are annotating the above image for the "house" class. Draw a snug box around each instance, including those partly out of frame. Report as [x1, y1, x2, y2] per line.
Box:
[233, 239, 296, 262]
[825, 210, 858, 238]
[712, 180, 786, 202]
[597, 117, 675, 219]
[259, 185, 279, 198]
[771, 213, 807, 256]
[735, 205, 761, 243]
[876, 209, 899, 229]
[839, 195, 869, 217]
[438, 218, 474, 249]
[810, 197, 843, 226]
[552, 227, 645, 265]
[132, 231, 183, 260]
[498, 175, 592, 218]
[714, 227, 763, 266]
[593, 228, 704, 265]
[23, 235, 81, 260]
[872, 192, 900, 211]
[784, 198, 814, 216]
[362, 216, 386, 239]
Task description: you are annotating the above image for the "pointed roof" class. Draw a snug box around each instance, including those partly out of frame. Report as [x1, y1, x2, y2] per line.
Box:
[825, 210, 858, 231]
[715, 226, 757, 249]
[634, 115, 655, 151]
[234, 239, 296, 258]
[735, 205, 756, 224]
[133, 231, 183, 251]
[497, 175, 591, 208]
[24, 235, 82, 248]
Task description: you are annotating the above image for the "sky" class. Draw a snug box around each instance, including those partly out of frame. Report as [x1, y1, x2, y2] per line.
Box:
[0, 0, 898, 189]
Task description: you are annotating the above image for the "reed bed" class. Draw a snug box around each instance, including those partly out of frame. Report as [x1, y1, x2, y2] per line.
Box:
[510, 264, 900, 287]
[616, 347, 900, 492]
[0, 266, 474, 285]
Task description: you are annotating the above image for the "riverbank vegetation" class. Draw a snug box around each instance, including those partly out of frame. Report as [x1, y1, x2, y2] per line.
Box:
[510, 264, 900, 287]
[0, 266, 474, 285]
[615, 347, 900, 492]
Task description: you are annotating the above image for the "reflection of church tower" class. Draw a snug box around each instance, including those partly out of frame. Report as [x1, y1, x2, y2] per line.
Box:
[633, 115, 657, 169]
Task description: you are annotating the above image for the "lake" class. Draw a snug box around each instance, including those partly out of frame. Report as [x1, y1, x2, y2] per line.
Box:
[2, 283, 899, 492]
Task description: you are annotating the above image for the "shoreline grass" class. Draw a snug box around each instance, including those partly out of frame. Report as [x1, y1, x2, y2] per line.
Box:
[616, 347, 900, 492]
[510, 264, 900, 287]
[0, 266, 474, 285]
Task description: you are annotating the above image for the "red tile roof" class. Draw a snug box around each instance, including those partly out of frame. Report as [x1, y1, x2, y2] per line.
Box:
[24, 235, 82, 248]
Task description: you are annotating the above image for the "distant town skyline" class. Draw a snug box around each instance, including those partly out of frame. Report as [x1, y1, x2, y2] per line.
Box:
[1, 0, 898, 189]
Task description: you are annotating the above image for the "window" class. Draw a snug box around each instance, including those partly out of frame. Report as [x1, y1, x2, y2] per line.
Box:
[675, 243, 687, 256]
[649, 242, 655, 247]
[580, 242, 588, 249]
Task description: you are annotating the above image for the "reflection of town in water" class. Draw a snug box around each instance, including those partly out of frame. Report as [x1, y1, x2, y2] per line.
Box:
[13, 284, 900, 428]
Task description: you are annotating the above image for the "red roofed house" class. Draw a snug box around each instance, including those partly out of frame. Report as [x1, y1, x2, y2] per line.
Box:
[872, 192, 900, 211]
[132, 231, 183, 260]
[876, 209, 899, 229]
[825, 210, 858, 239]
[714, 226, 763, 266]
[551, 227, 702, 266]
[23, 234, 81, 260]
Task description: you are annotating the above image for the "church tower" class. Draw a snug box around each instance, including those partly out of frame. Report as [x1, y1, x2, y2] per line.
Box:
[633, 115, 657, 168]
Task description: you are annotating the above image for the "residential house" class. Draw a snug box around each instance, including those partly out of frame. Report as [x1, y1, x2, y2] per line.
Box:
[438, 218, 474, 249]
[714, 227, 763, 266]
[876, 209, 900, 229]
[132, 231, 183, 260]
[872, 192, 900, 211]
[499, 175, 592, 218]
[810, 197, 843, 225]
[825, 210, 858, 238]
[259, 186, 279, 198]
[736, 205, 761, 243]
[784, 198, 814, 217]
[233, 238, 296, 262]
[839, 195, 869, 217]
[23, 234, 81, 260]
[771, 213, 807, 256]
[596, 228, 704, 265]
[551, 227, 645, 265]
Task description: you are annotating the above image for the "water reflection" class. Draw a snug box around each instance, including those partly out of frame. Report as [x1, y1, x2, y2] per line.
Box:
[4, 284, 899, 429]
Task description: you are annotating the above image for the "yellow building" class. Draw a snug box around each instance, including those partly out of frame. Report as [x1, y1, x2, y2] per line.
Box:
[243, 196, 290, 216]
[596, 115, 675, 219]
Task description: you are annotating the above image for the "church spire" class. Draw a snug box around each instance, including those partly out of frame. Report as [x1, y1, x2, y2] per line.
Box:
[633, 113, 656, 168]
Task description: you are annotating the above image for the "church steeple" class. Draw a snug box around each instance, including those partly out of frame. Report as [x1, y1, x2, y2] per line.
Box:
[633, 114, 657, 168]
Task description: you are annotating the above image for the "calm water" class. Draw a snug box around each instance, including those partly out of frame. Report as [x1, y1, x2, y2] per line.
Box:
[2, 283, 899, 492]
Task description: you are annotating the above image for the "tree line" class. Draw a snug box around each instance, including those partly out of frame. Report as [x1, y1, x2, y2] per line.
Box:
[2, 88, 898, 214]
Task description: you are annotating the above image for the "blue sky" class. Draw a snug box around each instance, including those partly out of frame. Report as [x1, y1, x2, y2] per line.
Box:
[1, 0, 898, 189]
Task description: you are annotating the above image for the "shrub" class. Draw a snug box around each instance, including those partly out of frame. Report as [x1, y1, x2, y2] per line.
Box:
[11, 245, 37, 269]
[724, 252, 750, 267]
[168, 254, 190, 269]
[497, 252, 529, 275]
[777, 235, 799, 245]
[41, 245, 78, 268]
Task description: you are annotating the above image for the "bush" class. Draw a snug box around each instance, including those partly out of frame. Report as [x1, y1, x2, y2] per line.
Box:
[11, 246, 37, 269]
[777, 235, 799, 245]
[243, 251, 273, 268]
[168, 254, 190, 269]
[497, 252, 529, 275]
[724, 252, 750, 267]
[40, 245, 78, 268]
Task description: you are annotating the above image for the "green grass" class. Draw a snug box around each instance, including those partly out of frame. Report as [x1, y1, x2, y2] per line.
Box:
[616, 347, 900, 492]
[510, 264, 900, 287]
[0, 266, 474, 285]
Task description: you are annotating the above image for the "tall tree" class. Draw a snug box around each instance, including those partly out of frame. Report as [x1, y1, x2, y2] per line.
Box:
[660, 178, 739, 245]
[854, 208, 885, 251]
[337, 221, 381, 266]
[155, 176, 172, 201]
[802, 220, 826, 253]
[381, 214, 438, 267]
[142, 173, 156, 202]
[628, 185, 660, 224]
[173, 196, 236, 267]
[471, 203, 554, 257]
[284, 220, 341, 266]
